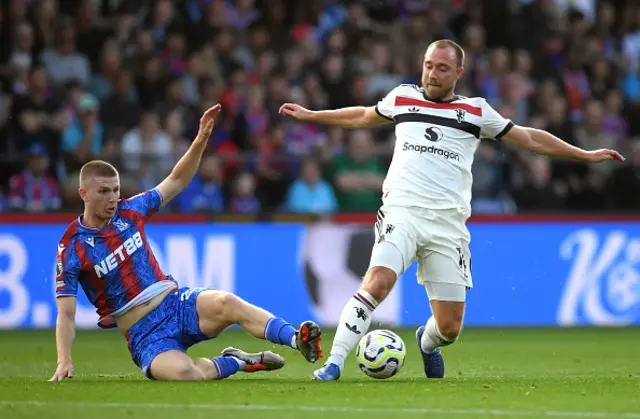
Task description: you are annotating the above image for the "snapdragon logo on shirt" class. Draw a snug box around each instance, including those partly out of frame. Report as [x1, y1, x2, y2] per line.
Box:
[402, 141, 461, 161]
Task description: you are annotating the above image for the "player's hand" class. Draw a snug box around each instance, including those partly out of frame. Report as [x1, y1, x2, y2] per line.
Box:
[279, 103, 314, 122]
[49, 362, 74, 382]
[196, 104, 222, 140]
[583, 149, 625, 163]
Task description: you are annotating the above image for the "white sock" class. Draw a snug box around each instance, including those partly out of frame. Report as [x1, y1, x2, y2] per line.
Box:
[420, 316, 456, 354]
[327, 290, 378, 370]
[290, 335, 297, 349]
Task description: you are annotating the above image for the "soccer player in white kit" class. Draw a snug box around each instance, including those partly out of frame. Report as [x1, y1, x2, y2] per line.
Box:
[279, 39, 624, 380]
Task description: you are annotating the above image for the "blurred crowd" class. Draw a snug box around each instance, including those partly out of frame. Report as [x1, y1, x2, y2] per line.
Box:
[0, 0, 639, 215]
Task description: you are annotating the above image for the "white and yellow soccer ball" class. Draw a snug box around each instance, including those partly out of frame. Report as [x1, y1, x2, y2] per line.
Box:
[355, 329, 406, 379]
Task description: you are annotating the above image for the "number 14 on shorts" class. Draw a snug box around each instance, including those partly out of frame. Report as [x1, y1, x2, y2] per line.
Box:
[456, 246, 471, 279]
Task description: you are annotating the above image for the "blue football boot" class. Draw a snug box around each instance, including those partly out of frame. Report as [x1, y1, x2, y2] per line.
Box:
[312, 362, 341, 381]
[416, 325, 445, 378]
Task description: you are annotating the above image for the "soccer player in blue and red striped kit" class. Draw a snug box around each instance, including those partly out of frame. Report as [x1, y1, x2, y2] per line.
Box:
[49, 104, 322, 382]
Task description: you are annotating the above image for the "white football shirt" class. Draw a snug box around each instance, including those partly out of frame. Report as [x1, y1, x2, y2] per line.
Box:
[375, 84, 514, 217]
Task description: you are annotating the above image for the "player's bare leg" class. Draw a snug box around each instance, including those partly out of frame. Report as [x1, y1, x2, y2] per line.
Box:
[416, 285, 466, 379]
[314, 265, 398, 381]
[430, 300, 465, 341]
[147, 348, 285, 381]
[195, 290, 322, 363]
[149, 351, 214, 381]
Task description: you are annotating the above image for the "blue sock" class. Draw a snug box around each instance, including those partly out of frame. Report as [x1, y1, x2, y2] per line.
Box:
[211, 356, 241, 379]
[264, 317, 297, 348]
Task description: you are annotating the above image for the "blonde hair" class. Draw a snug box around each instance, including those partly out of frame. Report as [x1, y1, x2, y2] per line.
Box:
[79, 160, 119, 186]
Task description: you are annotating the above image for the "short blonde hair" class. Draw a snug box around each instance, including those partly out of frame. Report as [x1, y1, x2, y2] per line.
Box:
[427, 39, 465, 68]
[79, 160, 119, 186]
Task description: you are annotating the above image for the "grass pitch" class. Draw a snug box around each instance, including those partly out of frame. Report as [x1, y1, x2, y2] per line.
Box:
[1, 327, 639, 419]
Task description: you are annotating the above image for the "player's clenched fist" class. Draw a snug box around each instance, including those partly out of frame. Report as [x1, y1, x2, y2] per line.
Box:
[49, 363, 74, 382]
[279, 103, 314, 122]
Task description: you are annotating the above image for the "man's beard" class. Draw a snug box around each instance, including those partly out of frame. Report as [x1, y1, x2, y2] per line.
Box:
[424, 83, 453, 100]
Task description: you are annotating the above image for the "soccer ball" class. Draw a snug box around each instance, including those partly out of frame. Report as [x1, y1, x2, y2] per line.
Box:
[355, 329, 406, 379]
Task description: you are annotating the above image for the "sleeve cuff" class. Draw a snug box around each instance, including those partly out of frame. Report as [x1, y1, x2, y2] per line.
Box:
[153, 188, 164, 205]
[495, 121, 514, 140]
[375, 105, 394, 121]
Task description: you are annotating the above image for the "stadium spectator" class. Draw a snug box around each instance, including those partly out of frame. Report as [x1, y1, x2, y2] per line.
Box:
[229, 172, 261, 214]
[145, 0, 177, 49]
[495, 72, 531, 126]
[136, 57, 165, 109]
[329, 130, 384, 213]
[562, 46, 592, 118]
[1, 21, 36, 82]
[621, 7, 640, 73]
[541, 96, 575, 149]
[602, 90, 628, 147]
[478, 47, 510, 107]
[156, 77, 199, 139]
[285, 157, 338, 214]
[32, 0, 59, 53]
[61, 93, 104, 174]
[160, 30, 188, 78]
[165, 108, 191, 161]
[254, 122, 293, 210]
[99, 70, 141, 143]
[8, 65, 65, 159]
[512, 155, 566, 212]
[60, 80, 83, 129]
[573, 99, 617, 176]
[121, 110, 173, 184]
[8, 143, 61, 212]
[588, 58, 615, 102]
[471, 141, 515, 214]
[225, 0, 261, 33]
[245, 85, 270, 146]
[181, 52, 205, 106]
[39, 23, 90, 87]
[86, 40, 124, 102]
[177, 154, 225, 213]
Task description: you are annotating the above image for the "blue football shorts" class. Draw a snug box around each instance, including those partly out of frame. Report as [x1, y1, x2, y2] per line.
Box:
[125, 287, 212, 379]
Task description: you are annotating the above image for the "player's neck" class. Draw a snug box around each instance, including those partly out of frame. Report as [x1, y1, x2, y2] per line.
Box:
[81, 211, 109, 230]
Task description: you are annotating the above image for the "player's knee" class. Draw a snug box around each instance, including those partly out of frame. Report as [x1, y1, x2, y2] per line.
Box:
[437, 318, 462, 341]
[173, 362, 206, 381]
[362, 266, 396, 302]
[152, 358, 205, 381]
[211, 291, 242, 321]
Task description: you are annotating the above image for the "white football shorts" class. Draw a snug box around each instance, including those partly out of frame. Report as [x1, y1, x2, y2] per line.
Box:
[369, 205, 473, 292]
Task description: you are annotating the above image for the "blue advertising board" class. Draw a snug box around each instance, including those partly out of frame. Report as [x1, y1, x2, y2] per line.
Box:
[402, 223, 640, 327]
[0, 222, 638, 329]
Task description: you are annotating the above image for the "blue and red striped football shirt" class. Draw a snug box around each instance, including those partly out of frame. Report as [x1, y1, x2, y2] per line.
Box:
[55, 189, 177, 328]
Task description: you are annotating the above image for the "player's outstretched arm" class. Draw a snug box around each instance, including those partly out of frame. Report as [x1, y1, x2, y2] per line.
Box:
[156, 104, 222, 206]
[49, 296, 77, 382]
[279, 103, 390, 129]
[501, 125, 625, 163]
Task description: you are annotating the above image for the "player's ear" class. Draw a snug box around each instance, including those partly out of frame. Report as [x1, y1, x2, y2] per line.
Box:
[457, 66, 464, 79]
[78, 187, 88, 202]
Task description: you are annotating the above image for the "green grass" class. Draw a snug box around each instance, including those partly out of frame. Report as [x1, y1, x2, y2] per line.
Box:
[1, 328, 639, 419]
